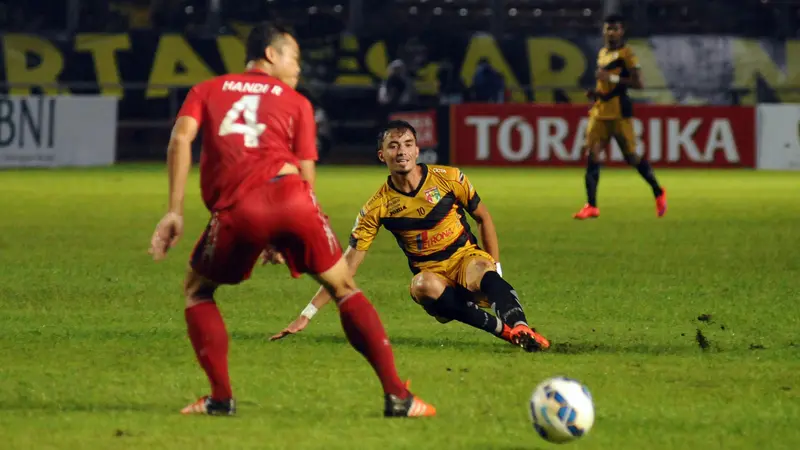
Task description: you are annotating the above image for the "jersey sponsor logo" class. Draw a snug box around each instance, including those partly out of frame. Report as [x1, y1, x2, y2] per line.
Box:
[222, 81, 284, 95]
[386, 196, 402, 209]
[388, 205, 407, 216]
[424, 186, 442, 204]
[415, 227, 456, 251]
[431, 167, 447, 174]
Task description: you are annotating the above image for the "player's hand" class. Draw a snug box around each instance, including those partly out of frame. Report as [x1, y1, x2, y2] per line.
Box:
[149, 212, 183, 261]
[595, 69, 611, 82]
[269, 316, 310, 341]
[260, 247, 285, 265]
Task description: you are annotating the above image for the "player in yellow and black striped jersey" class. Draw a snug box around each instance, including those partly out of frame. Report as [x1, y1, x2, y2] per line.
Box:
[575, 14, 668, 220]
[271, 120, 550, 352]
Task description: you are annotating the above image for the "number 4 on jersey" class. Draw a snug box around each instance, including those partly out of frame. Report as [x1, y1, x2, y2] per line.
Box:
[218, 95, 266, 148]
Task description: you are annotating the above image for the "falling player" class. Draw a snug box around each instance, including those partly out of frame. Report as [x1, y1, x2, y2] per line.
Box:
[271, 120, 551, 352]
[574, 14, 667, 220]
[148, 23, 435, 418]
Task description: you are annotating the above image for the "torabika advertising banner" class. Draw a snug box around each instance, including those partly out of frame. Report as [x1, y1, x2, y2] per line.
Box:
[450, 104, 755, 168]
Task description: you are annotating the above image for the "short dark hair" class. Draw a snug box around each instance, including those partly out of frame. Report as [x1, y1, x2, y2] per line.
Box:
[377, 120, 417, 150]
[604, 14, 625, 26]
[245, 21, 293, 62]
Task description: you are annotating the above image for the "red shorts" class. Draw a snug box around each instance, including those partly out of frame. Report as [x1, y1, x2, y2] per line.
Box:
[190, 174, 343, 285]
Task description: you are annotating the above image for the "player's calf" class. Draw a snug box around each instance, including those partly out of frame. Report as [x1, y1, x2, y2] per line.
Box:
[574, 149, 601, 217]
[313, 258, 432, 409]
[463, 258, 517, 320]
[478, 271, 527, 327]
[182, 269, 234, 412]
[465, 259, 551, 351]
[623, 151, 664, 201]
[411, 272, 504, 336]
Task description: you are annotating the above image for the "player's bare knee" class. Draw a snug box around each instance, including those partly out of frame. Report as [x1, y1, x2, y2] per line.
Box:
[320, 276, 358, 303]
[313, 259, 359, 303]
[329, 278, 359, 302]
[184, 269, 217, 307]
[466, 258, 495, 291]
[409, 272, 447, 303]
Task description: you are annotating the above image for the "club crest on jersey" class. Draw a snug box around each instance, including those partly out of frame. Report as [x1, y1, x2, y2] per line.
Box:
[424, 187, 441, 204]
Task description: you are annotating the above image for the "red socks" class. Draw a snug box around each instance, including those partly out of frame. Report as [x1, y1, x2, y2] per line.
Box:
[337, 291, 408, 398]
[185, 302, 232, 401]
[185, 294, 405, 402]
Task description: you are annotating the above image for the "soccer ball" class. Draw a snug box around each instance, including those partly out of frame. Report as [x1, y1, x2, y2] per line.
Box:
[529, 377, 595, 444]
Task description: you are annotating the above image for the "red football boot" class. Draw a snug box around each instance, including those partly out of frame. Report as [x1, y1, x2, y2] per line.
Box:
[509, 324, 551, 352]
[655, 189, 667, 217]
[573, 204, 600, 220]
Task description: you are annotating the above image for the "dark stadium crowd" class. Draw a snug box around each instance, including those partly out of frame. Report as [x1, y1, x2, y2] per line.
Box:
[2, 0, 800, 38]
[3, 0, 795, 160]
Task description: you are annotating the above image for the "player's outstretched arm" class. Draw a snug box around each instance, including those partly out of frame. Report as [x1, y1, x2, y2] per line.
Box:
[469, 202, 503, 276]
[149, 116, 199, 261]
[269, 246, 368, 340]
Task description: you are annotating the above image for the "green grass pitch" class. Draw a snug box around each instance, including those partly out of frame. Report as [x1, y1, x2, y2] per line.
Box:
[1, 165, 799, 450]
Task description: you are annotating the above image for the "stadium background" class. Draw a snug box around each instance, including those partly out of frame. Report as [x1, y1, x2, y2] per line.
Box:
[1, 0, 799, 169]
[2, 3, 800, 449]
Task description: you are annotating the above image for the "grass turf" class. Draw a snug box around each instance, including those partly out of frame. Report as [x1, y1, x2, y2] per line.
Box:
[0, 165, 798, 450]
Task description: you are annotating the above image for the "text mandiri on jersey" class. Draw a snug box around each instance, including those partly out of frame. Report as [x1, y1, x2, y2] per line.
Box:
[222, 81, 284, 95]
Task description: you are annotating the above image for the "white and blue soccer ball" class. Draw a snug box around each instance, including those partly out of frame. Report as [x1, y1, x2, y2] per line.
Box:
[529, 376, 595, 444]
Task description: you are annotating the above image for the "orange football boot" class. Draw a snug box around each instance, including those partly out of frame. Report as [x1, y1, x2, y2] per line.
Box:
[385, 381, 436, 418]
[499, 323, 514, 343]
[509, 324, 551, 352]
[573, 204, 600, 220]
[656, 188, 667, 217]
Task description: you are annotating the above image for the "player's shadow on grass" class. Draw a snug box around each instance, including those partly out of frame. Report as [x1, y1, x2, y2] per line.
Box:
[290, 333, 509, 352]
[548, 341, 690, 355]
[475, 446, 547, 450]
[286, 333, 714, 356]
[0, 401, 173, 414]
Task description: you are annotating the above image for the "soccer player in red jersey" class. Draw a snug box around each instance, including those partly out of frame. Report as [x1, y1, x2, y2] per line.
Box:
[148, 22, 435, 418]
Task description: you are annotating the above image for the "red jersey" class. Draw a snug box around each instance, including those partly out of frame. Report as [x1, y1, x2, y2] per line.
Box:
[177, 69, 318, 211]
